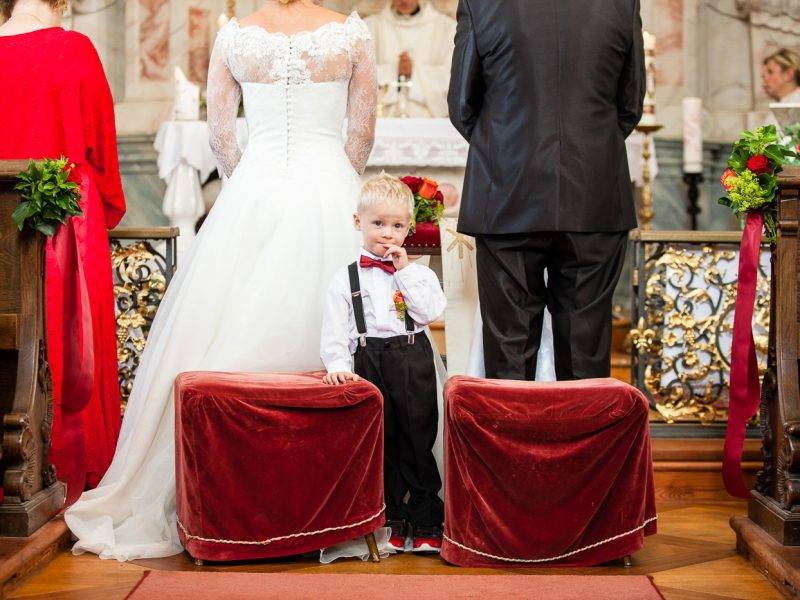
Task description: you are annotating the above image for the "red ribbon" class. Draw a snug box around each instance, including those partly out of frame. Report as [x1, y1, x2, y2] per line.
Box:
[52, 173, 95, 414]
[723, 211, 764, 498]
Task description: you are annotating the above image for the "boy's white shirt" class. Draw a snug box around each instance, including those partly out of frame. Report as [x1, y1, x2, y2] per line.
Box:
[320, 248, 447, 374]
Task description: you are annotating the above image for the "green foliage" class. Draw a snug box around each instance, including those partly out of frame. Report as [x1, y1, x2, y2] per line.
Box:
[728, 125, 789, 164]
[783, 123, 800, 166]
[412, 196, 444, 230]
[718, 125, 797, 242]
[726, 170, 772, 211]
[11, 157, 83, 236]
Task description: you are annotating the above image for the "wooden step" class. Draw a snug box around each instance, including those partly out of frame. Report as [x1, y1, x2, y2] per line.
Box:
[653, 438, 761, 503]
[0, 516, 69, 598]
[732, 514, 800, 597]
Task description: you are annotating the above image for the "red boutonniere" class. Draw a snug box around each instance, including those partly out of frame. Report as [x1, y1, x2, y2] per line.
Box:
[393, 290, 407, 321]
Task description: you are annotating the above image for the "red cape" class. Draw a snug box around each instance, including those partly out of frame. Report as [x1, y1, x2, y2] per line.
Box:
[0, 28, 126, 505]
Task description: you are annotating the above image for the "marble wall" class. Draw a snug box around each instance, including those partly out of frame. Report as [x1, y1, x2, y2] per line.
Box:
[68, 1, 126, 98]
[61, 0, 798, 235]
[137, 0, 170, 82]
[640, 0, 800, 141]
[67, 1, 800, 139]
[328, 1, 456, 18]
[118, 0, 236, 134]
[67, 1, 232, 134]
[188, 7, 212, 84]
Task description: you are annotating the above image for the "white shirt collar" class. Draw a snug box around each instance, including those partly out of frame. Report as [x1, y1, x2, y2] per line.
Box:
[360, 248, 388, 261]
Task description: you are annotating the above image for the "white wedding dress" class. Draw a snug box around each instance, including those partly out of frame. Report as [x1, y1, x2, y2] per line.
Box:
[65, 12, 381, 561]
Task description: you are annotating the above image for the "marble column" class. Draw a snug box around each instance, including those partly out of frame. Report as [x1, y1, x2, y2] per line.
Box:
[700, 0, 753, 142]
[68, 1, 126, 99]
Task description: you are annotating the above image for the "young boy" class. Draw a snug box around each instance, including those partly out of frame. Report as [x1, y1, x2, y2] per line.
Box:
[320, 173, 446, 552]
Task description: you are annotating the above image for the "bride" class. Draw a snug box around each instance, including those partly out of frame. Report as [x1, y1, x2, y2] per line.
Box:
[65, 0, 379, 561]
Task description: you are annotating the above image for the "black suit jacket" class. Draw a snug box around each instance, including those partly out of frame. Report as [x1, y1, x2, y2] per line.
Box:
[449, 0, 645, 235]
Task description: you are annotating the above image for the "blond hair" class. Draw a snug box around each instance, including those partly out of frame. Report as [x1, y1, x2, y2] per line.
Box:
[358, 173, 414, 218]
[764, 48, 800, 86]
[1, 0, 67, 19]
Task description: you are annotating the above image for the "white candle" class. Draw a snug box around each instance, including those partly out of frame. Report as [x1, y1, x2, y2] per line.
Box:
[217, 13, 229, 30]
[639, 30, 658, 126]
[683, 97, 704, 174]
[643, 30, 657, 52]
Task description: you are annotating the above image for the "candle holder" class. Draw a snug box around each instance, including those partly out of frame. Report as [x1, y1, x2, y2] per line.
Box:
[635, 122, 663, 231]
[396, 76, 413, 119]
[683, 171, 704, 230]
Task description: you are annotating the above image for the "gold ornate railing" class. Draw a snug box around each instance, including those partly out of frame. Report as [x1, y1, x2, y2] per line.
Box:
[630, 230, 770, 425]
[109, 227, 178, 412]
[108, 226, 769, 426]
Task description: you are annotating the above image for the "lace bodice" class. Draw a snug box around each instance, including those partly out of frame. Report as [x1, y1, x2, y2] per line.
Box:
[207, 11, 377, 178]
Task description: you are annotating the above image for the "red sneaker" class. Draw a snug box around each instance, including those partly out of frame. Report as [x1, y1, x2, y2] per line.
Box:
[411, 525, 443, 553]
[386, 519, 408, 552]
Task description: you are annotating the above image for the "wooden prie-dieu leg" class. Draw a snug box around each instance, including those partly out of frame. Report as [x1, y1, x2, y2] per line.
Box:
[364, 532, 380, 563]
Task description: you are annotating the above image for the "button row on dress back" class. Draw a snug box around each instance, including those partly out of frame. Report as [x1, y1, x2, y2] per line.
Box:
[285, 40, 294, 170]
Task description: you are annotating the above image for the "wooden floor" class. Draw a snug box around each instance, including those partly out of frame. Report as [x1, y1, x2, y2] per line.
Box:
[5, 500, 781, 599]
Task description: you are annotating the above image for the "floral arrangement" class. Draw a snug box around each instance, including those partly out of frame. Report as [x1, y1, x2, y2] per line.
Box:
[401, 176, 445, 233]
[12, 157, 82, 236]
[718, 125, 796, 242]
[721, 125, 797, 498]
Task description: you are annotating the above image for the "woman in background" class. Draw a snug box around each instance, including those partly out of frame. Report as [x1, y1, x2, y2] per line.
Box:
[0, 0, 126, 505]
[762, 48, 800, 104]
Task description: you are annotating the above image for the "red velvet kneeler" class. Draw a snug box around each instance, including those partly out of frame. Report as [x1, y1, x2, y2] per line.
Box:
[175, 372, 385, 562]
[441, 376, 656, 567]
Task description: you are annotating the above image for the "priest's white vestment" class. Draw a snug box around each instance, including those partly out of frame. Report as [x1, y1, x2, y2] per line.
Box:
[366, 2, 456, 118]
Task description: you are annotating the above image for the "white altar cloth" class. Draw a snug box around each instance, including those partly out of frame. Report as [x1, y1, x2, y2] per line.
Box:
[154, 117, 657, 217]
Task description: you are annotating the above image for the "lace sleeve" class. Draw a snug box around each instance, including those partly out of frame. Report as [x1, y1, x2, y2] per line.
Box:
[207, 25, 242, 178]
[345, 23, 377, 175]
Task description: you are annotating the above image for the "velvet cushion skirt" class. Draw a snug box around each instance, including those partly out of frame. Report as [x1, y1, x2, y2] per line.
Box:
[441, 376, 656, 567]
[175, 372, 385, 562]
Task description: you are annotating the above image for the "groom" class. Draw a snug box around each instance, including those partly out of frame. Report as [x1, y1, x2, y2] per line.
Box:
[448, 0, 645, 381]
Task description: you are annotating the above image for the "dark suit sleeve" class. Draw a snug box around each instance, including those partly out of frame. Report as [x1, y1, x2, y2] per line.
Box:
[617, 0, 645, 137]
[448, 0, 484, 142]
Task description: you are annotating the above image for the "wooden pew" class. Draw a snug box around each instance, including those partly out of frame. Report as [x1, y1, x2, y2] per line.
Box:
[747, 165, 800, 542]
[0, 160, 65, 536]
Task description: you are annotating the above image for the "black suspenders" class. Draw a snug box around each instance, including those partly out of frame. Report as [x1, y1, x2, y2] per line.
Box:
[348, 262, 415, 346]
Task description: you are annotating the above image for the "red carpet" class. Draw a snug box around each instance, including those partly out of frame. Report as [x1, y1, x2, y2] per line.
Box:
[126, 571, 663, 599]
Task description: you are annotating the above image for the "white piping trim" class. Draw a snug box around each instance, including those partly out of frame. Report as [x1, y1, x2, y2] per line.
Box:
[178, 505, 385, 546]
[443, 514, 658, 563]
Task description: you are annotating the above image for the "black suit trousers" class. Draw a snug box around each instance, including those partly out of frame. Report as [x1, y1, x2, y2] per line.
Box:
[476, 232, 627, 381]
[353, 334, 443, 527]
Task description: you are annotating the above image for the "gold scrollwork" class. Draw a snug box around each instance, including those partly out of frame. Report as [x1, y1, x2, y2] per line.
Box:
[111, 240, 171, 414]
[633, 242, 770, 424]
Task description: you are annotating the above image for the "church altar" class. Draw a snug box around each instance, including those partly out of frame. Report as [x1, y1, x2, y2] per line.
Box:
[154, 117, 659, 375]
[154, 117, 658, 253]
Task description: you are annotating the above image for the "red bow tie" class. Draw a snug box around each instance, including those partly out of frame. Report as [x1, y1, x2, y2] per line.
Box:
[360, 255, 396, 275]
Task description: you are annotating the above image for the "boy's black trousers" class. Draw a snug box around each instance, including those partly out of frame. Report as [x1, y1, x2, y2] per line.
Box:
[354, 333, 444, 527]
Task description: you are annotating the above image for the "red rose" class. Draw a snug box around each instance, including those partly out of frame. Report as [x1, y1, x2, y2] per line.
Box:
[746, 154, 770, 175]
[401, 176, 423, 194]
[433, 190, 444, 203]
[418, 177, 439, 200]
[720, 168, 738, 191]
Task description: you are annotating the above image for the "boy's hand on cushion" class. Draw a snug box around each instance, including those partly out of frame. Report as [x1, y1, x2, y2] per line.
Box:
[323, 372, 361, 385]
